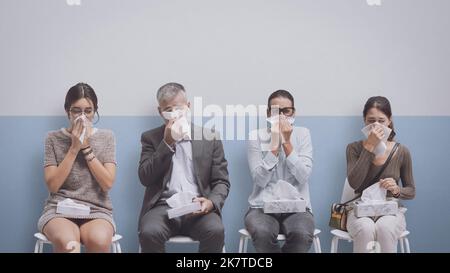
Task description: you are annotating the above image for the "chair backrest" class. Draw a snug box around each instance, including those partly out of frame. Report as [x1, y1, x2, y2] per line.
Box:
[340, 178, 358, 203]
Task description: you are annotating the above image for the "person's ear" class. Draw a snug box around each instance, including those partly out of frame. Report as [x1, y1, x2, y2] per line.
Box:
[187, 101, 191, 109]
[158, 107, 168, 124]
[158, 106, 164, 118]
[267, 107, 271, 118]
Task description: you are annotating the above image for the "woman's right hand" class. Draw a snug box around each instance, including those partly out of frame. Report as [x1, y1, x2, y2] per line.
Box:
[363, 125, 384, 153]
[69, 119, 83, 153]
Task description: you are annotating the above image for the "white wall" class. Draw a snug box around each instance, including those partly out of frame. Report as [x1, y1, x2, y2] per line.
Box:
[1, 0, 449, 116]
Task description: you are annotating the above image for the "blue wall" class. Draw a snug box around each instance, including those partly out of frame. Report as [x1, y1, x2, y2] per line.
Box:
[0, 116, 449, 252]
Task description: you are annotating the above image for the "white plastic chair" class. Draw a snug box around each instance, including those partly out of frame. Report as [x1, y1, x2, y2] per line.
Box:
[330, 178, 411, 253]
[238, 228, 322, 253]
[34, 232, 123, 253]
[138, 235, 226, 253]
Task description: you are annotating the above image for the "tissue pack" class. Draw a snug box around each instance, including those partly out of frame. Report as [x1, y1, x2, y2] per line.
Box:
[353, 200, 398, 218]
[167, 202, 201, 219]
[56, 199, 90, 216]
[263, 199, 306, 214]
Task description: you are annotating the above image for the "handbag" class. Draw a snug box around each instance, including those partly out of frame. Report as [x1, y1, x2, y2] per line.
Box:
[329, 143, 400, 231]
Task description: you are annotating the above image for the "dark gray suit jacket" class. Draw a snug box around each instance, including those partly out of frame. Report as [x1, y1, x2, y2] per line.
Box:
[138, 124, 230, 222]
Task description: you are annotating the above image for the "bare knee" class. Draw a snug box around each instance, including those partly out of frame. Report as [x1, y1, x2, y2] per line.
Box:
[43, 219, 80, 253]
[47, 231, 80, 253]
[83, 232, 112, 252]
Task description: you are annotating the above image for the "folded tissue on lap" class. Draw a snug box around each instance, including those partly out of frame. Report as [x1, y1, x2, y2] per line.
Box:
[263, 180, 306, 214]
[56, 198, 90, 216]
[353, 200, 398, 218]
[263, 199, 306, 214]
[166, 192, 202, 219]
[353, 182, 398, 217]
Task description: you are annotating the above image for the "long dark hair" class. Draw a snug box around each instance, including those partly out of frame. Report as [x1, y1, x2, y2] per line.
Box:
[363, 96, 396, 141]
[64, 83, 100, 123]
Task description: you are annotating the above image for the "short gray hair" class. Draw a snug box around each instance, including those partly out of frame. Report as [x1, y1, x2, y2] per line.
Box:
[157, 82, 186, 103]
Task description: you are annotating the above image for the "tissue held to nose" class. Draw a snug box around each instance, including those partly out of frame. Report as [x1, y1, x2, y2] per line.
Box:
[361, 123, 392, 157]
[162, 108, 191, 142]
[73, 114, 93, 144]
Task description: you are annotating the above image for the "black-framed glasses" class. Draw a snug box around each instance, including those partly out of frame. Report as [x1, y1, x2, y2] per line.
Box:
[268, 106, 296, 116]
[69, 107, 94, 117]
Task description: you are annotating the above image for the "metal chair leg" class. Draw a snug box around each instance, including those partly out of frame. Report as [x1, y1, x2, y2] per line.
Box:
[330, 236, 339, 253]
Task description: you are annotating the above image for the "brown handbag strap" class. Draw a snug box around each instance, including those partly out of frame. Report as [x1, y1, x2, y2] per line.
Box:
[340, 142, 400, 206]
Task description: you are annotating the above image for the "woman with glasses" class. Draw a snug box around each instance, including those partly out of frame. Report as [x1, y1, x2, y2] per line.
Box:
[245, 90, 315, 253]
[37, 83, 117, 252]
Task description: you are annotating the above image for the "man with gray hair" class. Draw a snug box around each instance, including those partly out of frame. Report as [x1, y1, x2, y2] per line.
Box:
[138, 82, 230, 253]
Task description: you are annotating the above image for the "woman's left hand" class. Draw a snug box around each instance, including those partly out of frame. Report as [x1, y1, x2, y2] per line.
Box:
[380, 178, 400, 195]
[279, 116, 293, 142]
[80, 125, 92, 149]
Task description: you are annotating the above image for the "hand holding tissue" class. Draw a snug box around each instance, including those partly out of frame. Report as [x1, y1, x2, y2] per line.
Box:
[353, 182, 398, 218]
[73, 114, 93, 144]
[263, 180, 306, 213]
[361, 123, 392, 157]
[56, 198, 90, 216]
[166, 192, 201, 219]
[162, 109, 191, 142]
[267, 115, 295, 144]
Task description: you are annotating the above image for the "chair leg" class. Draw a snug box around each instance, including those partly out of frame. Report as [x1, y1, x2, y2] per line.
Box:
[404, 237, 411, 253]
[34, 240, 40, 253]
[330, 236, 339, 253]
[399, 238, 405, 253]
[238, 236, 244, 253]
[243, 237, 249, 253]
[112, 242, 122, 253]
[313, 236, 322, 253]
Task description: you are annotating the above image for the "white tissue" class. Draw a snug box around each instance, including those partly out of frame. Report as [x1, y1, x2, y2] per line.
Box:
[361, 123, 392, 157]
[73, 114, 93, 144]
[172, 116, 191, 141]
[361, 182, 387, 202]
[162, 109, 183, 121]
[166, 192, 201, 219]
[56, 198, 90, 216]
[266, 115, 295, 126]
[263, 180, 306, 213]
[162, 109, 191, 141]
[354, 182, 398, 217]
[266, 116, 295, 144]
[166, 192, 196, 208]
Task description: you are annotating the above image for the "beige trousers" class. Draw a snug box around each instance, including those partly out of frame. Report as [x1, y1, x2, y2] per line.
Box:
[346, 209, 406, 253]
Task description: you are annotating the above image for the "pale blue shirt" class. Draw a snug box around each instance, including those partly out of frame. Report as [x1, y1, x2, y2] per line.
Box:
[247, 127, 314, 209]
[164, 136, 200, 197]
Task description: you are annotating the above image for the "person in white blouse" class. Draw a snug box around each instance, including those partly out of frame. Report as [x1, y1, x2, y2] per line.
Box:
[245, 90, 315, 253]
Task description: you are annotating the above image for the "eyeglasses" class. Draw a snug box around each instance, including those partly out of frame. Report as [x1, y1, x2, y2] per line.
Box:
[69, 107, 94, 117]
[268, 106, 295, 116]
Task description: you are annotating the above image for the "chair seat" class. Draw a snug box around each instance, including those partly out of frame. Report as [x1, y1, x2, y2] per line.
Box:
[139, 236, 226, 253]
[167, 236, 197, 243]
[239, 228, 321, 240]
[330, 229, 410, 241]
[34, 232, 122, 243]
[330, 229, 352, 241]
